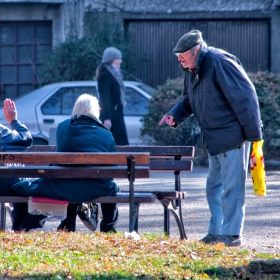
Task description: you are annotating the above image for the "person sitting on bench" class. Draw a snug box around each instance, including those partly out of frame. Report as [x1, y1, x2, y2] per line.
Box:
[0, 98, 33, 231]
[10, 94, 119, 232]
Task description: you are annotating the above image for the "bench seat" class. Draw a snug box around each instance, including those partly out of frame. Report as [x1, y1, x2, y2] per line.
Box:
[0, 193, 156, 204]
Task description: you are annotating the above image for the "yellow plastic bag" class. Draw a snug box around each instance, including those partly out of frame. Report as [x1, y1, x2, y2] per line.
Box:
[250, 140, 266, 196]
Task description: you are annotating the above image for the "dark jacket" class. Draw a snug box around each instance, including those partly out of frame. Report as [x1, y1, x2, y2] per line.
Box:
[168, 43, 262, 156]
[12, 115, 119, 202]
[0, 120, 32, 151]
[0, 120, 33, 196]
[98, 65, 129, 145]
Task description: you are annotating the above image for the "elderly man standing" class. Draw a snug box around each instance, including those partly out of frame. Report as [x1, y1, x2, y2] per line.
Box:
[159, 30, 263, 246]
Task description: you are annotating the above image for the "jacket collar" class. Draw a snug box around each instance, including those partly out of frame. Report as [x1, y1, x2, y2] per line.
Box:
[71, 115, 109, 130]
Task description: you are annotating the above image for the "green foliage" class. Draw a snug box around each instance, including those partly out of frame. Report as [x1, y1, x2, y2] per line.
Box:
[40, 37, 99, 83]
[39, 10, 132, 84]
[248, 72, 280, 159]
[140, 77, 201, 148]
[141, 72, 280, 160]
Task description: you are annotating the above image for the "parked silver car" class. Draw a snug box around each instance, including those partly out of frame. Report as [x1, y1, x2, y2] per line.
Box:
[0, 81, 155, 145]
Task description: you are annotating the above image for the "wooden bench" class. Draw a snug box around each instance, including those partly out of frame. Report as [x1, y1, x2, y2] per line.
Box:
[0, 145, 195, 239]
[116, 145, 194, 239]
[0, 151, 155, 234]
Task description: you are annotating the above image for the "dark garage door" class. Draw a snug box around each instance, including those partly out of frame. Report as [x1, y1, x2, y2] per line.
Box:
[0, 21, 52, 101]
[127, 20, 270, 88]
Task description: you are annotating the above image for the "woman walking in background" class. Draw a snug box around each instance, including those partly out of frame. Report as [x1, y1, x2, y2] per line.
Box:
[96, 47, 129, 145]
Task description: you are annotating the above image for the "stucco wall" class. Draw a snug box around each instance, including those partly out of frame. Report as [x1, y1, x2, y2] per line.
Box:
[0, 3, 65, 46]
[84, 0, 274, 12]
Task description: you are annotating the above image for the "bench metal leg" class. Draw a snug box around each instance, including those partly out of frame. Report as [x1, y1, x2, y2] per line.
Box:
[0, 203, 6, 231]
[163, 207, 170, 236]
[127, 155, 136, 233]
[159, 198, 187, 240]
[133, 203, 140, 233]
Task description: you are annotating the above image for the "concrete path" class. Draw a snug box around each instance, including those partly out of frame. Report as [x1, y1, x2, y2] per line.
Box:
[5, 166, 280, 254]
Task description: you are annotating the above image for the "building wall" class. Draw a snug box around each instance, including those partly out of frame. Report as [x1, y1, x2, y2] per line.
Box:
[0, 3, 65, 46]
[0, 0, 279, 91]
[84, 0, 280, 76]
[84, 0, 274, 12]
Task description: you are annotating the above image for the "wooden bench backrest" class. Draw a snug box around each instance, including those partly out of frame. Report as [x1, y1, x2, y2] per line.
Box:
[0, 152, 150, 179]
[27, 145, 195, 158]
[23, 145, 194, 173]
[0, 152, 149, 165]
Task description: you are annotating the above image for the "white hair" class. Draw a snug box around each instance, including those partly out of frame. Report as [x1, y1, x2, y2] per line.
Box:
[72, 94, 100, 119]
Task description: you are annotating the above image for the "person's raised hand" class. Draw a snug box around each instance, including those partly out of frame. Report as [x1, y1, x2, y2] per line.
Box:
[3, 98, 17, 124]
[159, 115, 175, 126]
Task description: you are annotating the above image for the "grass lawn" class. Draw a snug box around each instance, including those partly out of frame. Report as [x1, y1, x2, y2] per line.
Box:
[0, 231, 279, 279]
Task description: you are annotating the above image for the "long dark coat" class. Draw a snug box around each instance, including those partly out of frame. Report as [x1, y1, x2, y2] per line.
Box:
[12, 116, 119, 202]
[98, 66, 129, 145]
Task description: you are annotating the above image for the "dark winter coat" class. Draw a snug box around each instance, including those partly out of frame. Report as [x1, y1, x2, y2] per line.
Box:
[98, 65, 129, 145]
[0, 120, 32, 151]
[12, 115, 119, 201]
[168, 43, 262, 156]
[0, 120, 33, 196]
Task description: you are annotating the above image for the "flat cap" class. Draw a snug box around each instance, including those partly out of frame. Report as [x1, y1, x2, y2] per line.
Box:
[173, 30, 203, 53]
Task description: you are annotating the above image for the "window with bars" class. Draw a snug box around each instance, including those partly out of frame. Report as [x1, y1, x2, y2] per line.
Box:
[0, 21, 52, 100]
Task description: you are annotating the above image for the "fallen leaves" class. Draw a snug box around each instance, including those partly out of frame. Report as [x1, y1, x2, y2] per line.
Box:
[0, 231, 279, 279]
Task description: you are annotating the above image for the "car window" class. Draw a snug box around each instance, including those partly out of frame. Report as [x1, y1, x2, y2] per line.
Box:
[137, 84, 156, 96]
[41, 86, 97, 115]
[124, 87, 149, 116]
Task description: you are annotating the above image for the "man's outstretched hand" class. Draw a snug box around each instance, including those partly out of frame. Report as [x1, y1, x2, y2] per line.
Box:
[159, 115, 175, 126]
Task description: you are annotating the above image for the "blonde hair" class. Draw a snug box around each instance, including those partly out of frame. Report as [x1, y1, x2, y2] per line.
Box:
[72, 94, 100, 119]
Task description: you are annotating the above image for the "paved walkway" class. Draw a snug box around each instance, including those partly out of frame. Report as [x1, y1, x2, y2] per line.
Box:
[5, 166, 280, 253]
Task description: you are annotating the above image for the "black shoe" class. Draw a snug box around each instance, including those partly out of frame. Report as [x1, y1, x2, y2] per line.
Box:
[199, 234, 220, 244]
[19, 214, 47, 232]
[219, 235, 242, 247]
[76, 203, 99, 232]
[57, 203, 79, 232]
[57, 219, 76, 232]
[101, 227, 117, 233]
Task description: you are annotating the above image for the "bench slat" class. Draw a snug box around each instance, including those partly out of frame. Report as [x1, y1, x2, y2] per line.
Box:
[116, 146, 195, 157]
[127, 191, 187, 200]
[0, 152, 150, 165]
[26, 145, 195, 158]
[149, 160, 192, 171]
[0, 166, 149, 178]
[0, 193, 156, 204]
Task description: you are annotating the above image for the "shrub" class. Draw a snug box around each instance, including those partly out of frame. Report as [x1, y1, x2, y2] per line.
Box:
[39, 11, 133, 84]
[140, 77, 203, 163]
[40, 37, 98, 84]
[248, 72, 280, 159]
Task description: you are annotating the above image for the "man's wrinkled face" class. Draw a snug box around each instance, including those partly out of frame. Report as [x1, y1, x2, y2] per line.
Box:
[175, 48, 198, 69]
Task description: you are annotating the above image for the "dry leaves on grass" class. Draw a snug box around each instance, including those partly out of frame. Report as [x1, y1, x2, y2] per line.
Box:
[0, 231, 279, 279]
